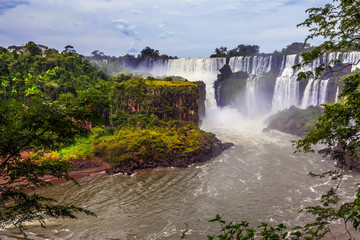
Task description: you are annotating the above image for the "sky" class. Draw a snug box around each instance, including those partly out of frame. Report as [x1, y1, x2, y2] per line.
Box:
[0, 0, 329, 58]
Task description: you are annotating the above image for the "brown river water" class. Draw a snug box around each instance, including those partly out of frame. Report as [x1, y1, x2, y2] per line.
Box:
[2, 109, 360, 240]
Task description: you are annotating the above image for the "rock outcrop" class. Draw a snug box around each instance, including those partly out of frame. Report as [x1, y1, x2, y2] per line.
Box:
[105, 134, 234, 175]
[264, 105, 324, 137]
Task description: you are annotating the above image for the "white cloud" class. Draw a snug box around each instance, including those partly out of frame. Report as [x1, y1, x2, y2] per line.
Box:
[0, 0, 331, 57]
[112, 18, 140, 40]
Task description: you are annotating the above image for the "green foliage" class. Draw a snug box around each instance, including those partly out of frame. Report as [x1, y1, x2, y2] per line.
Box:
[295, 70, 360, 160]
[211, 47, 228, 58]
[0, 42, 108, 101]
[33, 126, 115, 163]
[91, 120, 204, 165]
[292, 0, 360, 238]
[139, 46, 160, 58]
[207, 214, 292, 240]
[0, 43, 113, 235]
[0, 93, 107, 235]
[137, 46, 177, 59]
[210, 44, 260, 58]
[276, 42, 315, 55]
[295, 0, 360, 79]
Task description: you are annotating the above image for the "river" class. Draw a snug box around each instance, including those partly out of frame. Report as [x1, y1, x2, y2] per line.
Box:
[2, 108, 360, 240]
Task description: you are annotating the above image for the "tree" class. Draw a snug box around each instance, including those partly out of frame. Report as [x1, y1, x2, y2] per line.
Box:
[139, 46, 160, 58]
[293, 0, 360, 236]
[91, 50, 105, 61]
[228, 44, 259, 57]
[295, 1, 360, 164]
[295, 0, 360, 80]
[62, 45, 77, 54]
[210, 46, 228, 58]
[0, 71, 110, 235]
[279, 42, 314, 55]
[210, 44, 260, 58]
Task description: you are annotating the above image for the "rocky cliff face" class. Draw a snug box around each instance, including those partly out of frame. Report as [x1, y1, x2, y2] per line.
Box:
[214, 65, 248, 112]
[214, 63, 280, 115]
[114, 78, 205, 125]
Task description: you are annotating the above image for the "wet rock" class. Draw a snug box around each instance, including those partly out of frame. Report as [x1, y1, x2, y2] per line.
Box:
[318, 148, 331, 155]
[262, 127, 270, 133]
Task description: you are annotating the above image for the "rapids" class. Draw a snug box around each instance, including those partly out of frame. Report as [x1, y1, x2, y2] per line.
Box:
[2, 108, 360, 240]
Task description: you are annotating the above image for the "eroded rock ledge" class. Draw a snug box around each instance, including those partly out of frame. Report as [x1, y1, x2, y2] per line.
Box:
[105, 135, 234, 175]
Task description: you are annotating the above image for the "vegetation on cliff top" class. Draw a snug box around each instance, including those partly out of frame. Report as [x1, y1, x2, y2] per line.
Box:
[89, 46, 177, 63]
[210, 44, 260, 58]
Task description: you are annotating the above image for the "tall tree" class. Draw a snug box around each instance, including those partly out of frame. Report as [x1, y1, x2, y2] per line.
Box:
[279, 42, 314, 55]
[295, 0, 360, 79]
[0, 43, 111, 235]
[210, 46, 228, 58]
[139, 46, 160, 58]
[294, 0, 360, 236]
[210, 44, 260, 58]
[0, 81, 110, 235]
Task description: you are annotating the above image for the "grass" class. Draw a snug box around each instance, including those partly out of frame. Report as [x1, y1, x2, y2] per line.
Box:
[41, 127, 109, 161]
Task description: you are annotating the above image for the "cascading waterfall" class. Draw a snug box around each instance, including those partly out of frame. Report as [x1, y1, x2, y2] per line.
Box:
[272, 51, 360, 112]
[335, 86, 341, 103]
[228, 55, 272, 75]
[272, 55, 299, 111]
[228, 55, 273, 114]
[124, 51, 360, 115]
[342, 51, 360, 71]
[301, 79, 329, 108]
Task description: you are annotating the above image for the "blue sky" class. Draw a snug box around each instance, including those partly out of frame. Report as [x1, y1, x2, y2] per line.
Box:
[0, 0, 329, 58]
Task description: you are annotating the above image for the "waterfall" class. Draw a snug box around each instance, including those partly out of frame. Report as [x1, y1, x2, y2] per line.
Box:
[271, 52, 356, 112]
[228, 55, 273, 115]
[228, 55, 272, 75]
[335, 86, 341, 103]
[342, 52, 360, 71]
[120, 51, 360, 116]
[272, 55, 299, 111]
[301, 79, 329, 108]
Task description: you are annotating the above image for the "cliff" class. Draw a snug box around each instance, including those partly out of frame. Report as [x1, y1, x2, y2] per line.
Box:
[112, 77, 205, 125]
[214, 63, 279, 114]
[214, 65, 249, 112]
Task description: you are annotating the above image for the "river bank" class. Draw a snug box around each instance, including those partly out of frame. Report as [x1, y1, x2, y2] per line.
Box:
[28, 133, 234, 186]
